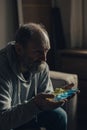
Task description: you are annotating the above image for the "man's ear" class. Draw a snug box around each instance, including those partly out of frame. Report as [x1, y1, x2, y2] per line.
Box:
[15, 43, 24, 56]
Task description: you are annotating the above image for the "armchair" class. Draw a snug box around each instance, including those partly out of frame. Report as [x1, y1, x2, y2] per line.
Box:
[49, 71, 78, 130]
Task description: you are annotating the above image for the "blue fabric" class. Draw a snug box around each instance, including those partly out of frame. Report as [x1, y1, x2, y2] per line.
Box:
[38, 107, 67, 130]
[14, 107, 67, 130]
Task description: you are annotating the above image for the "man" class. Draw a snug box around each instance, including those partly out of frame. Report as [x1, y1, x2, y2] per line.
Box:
[0, 23, 75, 130]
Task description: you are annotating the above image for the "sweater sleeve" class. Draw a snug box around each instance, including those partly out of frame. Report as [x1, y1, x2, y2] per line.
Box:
[0, 76, 40, 130]
[37, 63, 54, 93]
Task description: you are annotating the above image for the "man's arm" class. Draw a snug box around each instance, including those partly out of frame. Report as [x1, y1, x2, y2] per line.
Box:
[37, 64, 54, 93]
[0, 76, 40, 130]
[0, 76, 66, 130]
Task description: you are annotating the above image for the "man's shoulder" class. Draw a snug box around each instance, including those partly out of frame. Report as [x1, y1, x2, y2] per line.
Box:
[43, 63, 49, 72]
[0, 41, 14, 57]
[0, 43, 13, 72]
[38, 63, 49, 76]
[0, 47, 8, 66]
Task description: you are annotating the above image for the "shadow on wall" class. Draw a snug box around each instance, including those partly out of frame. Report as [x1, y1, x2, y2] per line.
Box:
[0, 0, 18, 49]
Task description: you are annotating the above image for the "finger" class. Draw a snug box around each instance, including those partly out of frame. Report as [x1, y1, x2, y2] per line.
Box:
[67, 93, 75, 100]
[40, 98, 67, 110]
[40, 93, 54, 99]
[66, 89, 80, 101]
[77, 90, 80, 94]
[64, 83, 74, 90]
[54, 100, 67, 107]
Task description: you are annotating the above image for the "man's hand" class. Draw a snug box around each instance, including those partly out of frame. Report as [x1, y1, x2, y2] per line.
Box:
[64, 83, 80, 100]
[64, 83, 74, 90]
[34, 93, 67, 111]
[66, 88, 80, 100]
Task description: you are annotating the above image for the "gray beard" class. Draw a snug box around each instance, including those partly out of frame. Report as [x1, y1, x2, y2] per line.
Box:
[30, 61, 46, 73]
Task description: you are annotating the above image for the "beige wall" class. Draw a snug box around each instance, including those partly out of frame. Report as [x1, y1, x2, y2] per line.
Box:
[0, 0, 18, 49]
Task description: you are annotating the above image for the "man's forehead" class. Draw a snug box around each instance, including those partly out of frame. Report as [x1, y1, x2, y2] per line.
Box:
[28, 41, 50, 50]
[28, 30, 50, 49]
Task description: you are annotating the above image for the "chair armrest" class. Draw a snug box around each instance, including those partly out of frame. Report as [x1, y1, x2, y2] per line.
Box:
[50, 70, 78, 130]
[50, 71, 78, 89]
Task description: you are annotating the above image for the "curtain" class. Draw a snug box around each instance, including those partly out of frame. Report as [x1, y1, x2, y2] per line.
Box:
[70, 0, 83, 48]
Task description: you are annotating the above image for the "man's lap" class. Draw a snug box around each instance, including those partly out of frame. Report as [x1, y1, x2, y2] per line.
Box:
[14, 107, 67, 130]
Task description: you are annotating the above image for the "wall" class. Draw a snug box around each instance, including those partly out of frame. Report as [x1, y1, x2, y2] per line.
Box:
[2, 0, 86, 50]
[0, 0, 18, 49]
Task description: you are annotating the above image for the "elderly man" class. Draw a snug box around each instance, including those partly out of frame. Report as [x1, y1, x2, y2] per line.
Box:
[0, 23, 74, 130]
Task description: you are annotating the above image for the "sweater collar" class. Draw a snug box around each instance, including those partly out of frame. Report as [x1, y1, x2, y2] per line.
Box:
[7, 41, 33, 83]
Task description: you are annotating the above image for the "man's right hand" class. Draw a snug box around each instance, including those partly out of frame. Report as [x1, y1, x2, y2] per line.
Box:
[34, 93, 67, 111]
